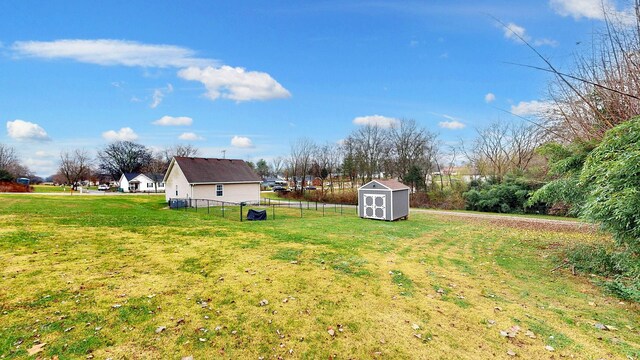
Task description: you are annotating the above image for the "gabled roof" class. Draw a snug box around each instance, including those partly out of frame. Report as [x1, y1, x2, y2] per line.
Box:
[168, 157, 261, 184]
[378, 179, 410, 190]
[121, 173, 164, 182]
[122, 173, 141, 181]
[362, 179, 410, 191]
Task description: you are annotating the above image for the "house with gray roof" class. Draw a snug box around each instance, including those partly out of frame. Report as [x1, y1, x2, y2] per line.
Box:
[163, 157, 261, 203]
[118, 172, 166, 193]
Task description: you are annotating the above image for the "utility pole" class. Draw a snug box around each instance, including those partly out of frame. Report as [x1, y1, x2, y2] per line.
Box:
[222, 150, 226, 159]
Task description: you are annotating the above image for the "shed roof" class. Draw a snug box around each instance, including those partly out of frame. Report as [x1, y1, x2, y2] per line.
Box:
[361, 179, 410, 191]
[171, 157, 261, 184]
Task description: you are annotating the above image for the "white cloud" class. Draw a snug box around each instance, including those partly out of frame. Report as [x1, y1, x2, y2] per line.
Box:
[510, 100, 556, 116]
[6, 120, 50, 141]
[485, 93, 496, 103]
[533, 38, 559, 47]
[178, 65, 291, 102]
[150, 83, 173, 108]
[352, 115, 399, 128]
[178, 132, 204, 141]
[153, 115, 193, 126]
[12, 39, 215, 68]
[231, 135, 254, 148]
[102, 127, 138, 141]
[502, 22, 557, 47]
[438, 120, 466, 129]
[503, 22, 529, 42]
[24, 158, 56, 175]
[549, 0, 635, 24]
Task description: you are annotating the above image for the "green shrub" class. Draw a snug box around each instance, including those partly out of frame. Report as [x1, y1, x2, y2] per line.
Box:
[580, 117, 640, 253]
[528, 141, 595, 216]
[463, 177, 545, 214]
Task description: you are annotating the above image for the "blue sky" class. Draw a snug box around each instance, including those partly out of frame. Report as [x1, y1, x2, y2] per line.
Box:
[0, 0, 632, 176]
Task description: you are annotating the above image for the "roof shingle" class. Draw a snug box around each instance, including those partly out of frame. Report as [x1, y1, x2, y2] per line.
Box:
[173, 157, 261, 183]
[375, 179, 410, 190]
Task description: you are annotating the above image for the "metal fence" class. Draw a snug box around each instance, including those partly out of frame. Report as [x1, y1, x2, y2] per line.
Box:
[168, 197, 356, 221]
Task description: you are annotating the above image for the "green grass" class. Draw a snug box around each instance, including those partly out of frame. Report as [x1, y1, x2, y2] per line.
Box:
[31, 184, 68, 193]
[0, 195, 638, 359]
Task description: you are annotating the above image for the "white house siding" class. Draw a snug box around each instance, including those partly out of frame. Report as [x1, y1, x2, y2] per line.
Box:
[191, 183, 260, 204]
[118, 174, 130, 192]
[164, 164, 192, 202]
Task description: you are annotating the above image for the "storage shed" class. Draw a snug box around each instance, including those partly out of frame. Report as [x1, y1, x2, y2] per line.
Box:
[358, 179, 410, 221]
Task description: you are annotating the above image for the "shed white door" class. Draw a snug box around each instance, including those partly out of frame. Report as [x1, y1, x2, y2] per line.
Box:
[363, 194, 386, 220]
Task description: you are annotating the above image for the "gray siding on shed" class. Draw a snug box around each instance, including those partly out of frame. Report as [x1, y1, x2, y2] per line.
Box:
[392, 189, 410, 219]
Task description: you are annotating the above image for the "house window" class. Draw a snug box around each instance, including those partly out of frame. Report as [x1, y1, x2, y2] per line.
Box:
[160, 182, 164, 187]
[147, 183, 154, 187]
[216, 184, 223, 197]
[175, 185, 178, 196]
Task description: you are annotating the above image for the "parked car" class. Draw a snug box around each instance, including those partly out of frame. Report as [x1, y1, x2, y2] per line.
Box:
[272, 186, 289, 193]
[98, 184, 110, 191]
[304, 186, 317, 190]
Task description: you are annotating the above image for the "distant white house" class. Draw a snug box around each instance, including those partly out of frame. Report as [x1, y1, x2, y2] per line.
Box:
[118, 173, 165, 193]
[163, 157, 261, 203]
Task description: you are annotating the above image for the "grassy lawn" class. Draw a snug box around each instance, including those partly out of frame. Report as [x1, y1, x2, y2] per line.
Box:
[0, 195, 638, 359]
[31, 185, 101, 194]
[31, 185, 68, 193]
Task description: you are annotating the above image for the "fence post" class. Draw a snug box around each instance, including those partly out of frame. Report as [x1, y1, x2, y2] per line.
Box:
[240, 202, 243, 222]
[208, 200, 210, 214]
[222, 202, 225, 218]
[272, 204, 275, 220]
[315, 201, 317, 211]
[300, 201, 303, 218]
[341, 203, 343, 215]
[322, 203, 325, 217]
[195, 199, 198, 212]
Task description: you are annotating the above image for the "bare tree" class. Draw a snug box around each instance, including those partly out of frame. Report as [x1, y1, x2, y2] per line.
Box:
[289, 138, 316, 192]
[270, 156, 284, 177]
[500, 7, 640, 142]
[389, 119, 437, 182]
[163, 144, 200, 164]
[0, 143, 30, 179]
[143, 153, 168, 193]
[0, 144, 19, 171]
[326, 144, 343, 192]
[347, 124, 389, 183]
[98, 141, 153, 180]
[59, 149, 92, 190]
[463, 121, 543, 182]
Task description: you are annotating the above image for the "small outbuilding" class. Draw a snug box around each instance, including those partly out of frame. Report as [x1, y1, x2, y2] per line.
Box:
[358, 179, 410, 221]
